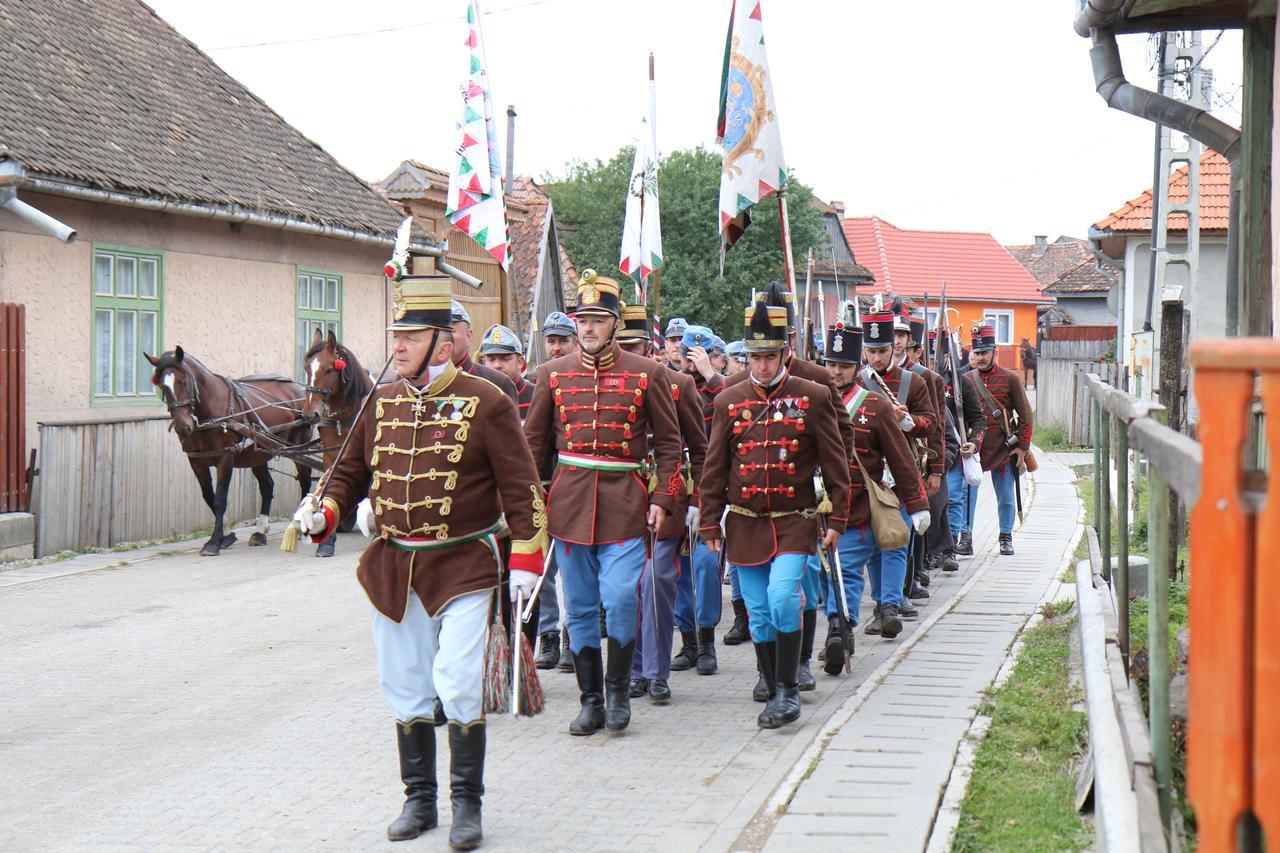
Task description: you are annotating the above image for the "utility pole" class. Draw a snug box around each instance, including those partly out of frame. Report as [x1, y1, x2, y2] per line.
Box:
[504, 104, 523, 339]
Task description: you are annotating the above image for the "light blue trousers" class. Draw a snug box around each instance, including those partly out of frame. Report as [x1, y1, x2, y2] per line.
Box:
[555, 537, 646, 652]
[734, 553, 808, 643]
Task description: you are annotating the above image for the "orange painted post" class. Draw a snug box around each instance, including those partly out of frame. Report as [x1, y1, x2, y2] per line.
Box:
[1187, 357, 1253, 852]
[1256, 373, 1280, 844]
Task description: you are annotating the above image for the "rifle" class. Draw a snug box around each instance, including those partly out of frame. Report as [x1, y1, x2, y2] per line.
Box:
[921, 292, 930, 371]
[816, 513, 853, 674]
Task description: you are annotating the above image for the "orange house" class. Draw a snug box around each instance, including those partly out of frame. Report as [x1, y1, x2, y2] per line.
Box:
[843, 217, 1049, 372]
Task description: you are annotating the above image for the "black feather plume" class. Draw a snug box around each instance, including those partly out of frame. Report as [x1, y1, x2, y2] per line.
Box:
[748, 301, 774, 338]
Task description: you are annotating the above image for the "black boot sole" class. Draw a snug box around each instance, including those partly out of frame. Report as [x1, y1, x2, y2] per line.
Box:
[822, 636, 845, 676]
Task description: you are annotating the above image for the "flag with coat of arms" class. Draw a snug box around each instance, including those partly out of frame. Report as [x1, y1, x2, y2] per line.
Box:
[445, 1, 510, 270]
[619, 58, 663, 301]
[715, 0, 787, 253]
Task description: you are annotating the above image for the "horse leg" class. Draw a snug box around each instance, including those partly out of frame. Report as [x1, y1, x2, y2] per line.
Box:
[202, 460, 237, 556]
[249, 464, 274, 546]
[190, 459, 216, 513]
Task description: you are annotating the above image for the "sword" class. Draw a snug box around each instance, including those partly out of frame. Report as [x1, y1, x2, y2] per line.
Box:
[520, 545, 558, 623]
[1013, 460, 1024, 525]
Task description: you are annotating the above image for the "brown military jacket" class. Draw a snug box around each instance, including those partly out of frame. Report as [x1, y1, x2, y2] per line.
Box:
[699, 371, 851, 566]
[973, 364, 1033, 472]
[861, 363, 935, 471]
[657, 368, 708, 542]
[524, 341, 683, 545]
[318, 363, 546, 621]
[458, 351, 518, 406]
[725, 352, 854, 461]
[840, 383, 929, 527]
[904, 359, 946, 477]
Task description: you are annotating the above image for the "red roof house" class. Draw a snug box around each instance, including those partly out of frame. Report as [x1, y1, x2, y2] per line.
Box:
[843, 217, 1049, 369]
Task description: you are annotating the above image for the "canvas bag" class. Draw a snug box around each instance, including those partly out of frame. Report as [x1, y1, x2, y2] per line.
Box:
[846, 388, 910, 550]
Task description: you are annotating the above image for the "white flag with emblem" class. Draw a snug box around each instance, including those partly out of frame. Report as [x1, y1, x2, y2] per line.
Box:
[619, 58, 663, 302]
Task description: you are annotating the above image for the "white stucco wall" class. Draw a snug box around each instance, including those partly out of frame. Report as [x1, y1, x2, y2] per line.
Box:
[0, 191, 392, 452]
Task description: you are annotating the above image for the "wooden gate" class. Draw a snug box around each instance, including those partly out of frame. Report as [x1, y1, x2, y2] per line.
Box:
[0, 303, 26, 512]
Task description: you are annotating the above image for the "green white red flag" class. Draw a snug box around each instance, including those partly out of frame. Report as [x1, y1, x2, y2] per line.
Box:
[715, 0, 787, 253]
[619, 62, 663, 301]
[445, 1, 510, 270]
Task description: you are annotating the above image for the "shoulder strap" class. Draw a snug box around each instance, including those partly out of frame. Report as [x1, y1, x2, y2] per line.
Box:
[896, 369, 912, 405]
[970, 371, 1008, 432]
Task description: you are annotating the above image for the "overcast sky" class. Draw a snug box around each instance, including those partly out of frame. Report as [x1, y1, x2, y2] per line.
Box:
[147, 0, 1243, 245]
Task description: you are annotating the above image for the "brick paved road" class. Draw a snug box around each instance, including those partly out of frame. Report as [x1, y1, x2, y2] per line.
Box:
[1, 476, 1007, 852]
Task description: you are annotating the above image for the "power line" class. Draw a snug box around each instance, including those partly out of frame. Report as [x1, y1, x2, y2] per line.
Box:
[207, 0, 557, 51]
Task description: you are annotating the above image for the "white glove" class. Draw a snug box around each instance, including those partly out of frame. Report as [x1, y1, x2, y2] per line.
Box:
[356, 498, 376, 538]
[910, 510, 932, 535]
[685, 505, 699, 528]
[899, 413, 916, 432]
[292, 496, 328, 536]
[509, 569, 539, 603]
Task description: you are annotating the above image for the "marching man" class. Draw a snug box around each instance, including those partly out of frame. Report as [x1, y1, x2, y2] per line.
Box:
[699, 300, 850, 729]
[966, 323, 1033, 555]
[291, 275, 547, 849]
[478, 323, 533, 421]
[524, 271, 683, 736]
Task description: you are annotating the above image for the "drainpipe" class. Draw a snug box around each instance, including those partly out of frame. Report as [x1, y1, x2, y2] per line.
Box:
[20, 174, 483, 288]
[1073, 0, 1130, 37]
[0, 156, 76, 242]
[1087, 26, 1244, 335]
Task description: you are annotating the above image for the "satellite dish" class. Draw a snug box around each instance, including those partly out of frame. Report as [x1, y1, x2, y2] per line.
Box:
[1106, 282, 1119, 316]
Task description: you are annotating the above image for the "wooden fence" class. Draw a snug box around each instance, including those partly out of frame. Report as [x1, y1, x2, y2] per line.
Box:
[1036, 334, 1117, 445]
[0, 303, 26, 512]
[33, 415, 304, 556]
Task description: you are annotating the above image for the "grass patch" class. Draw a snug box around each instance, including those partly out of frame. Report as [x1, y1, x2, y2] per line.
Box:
[1033, 423, 1084, 452]
[952, 614, 1091, 852]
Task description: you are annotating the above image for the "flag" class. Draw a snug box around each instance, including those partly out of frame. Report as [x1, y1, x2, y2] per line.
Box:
[446, 1, 510, 270]
[715, 0, 787, 253]
[619, 64, 663, 301]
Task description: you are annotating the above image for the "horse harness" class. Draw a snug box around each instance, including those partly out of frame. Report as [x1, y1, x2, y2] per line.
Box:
[166, 365, 307, 459]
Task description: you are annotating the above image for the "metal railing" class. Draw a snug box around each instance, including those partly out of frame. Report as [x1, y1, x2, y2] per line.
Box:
[1084, 338, 1280, 852]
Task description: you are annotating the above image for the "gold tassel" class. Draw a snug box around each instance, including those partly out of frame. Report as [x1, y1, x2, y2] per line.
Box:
[817, 495, 833, 515]
[280, 522, 301, 553]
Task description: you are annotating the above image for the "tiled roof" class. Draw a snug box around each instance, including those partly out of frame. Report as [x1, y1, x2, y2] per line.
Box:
[1094, 150, 1230, 233]
[1043, 260, 1116, 294]
[842, 217, 1048, 304]
[0, 0, 405, 238]
[508, 177, 577, 333]
[1006, 236, 1115, 295]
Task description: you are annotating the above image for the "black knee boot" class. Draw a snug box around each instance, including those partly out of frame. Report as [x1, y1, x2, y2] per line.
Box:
[387, 720, 439, 841]
[753, 641, 778, 725]
[696, 627, 718, 675]
[797, 610, 817, 691]
[760, 630, 802, 728]
[447, 721, 484, 851]
[605, 637, 636, 732]
[569, 645, 605, 736]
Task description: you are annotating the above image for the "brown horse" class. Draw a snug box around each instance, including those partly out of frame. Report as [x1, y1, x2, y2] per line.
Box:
[146, 346, 315, 556]
[300, 329, 375, 557]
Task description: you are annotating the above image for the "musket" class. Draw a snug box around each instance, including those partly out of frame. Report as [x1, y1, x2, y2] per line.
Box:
[921, 291, 930, 371]
[802, 249, 814, 360]
[816, 254, 827, 353]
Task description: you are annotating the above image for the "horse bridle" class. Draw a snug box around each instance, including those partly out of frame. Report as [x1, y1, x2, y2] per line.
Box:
[160, 364, 202, 425]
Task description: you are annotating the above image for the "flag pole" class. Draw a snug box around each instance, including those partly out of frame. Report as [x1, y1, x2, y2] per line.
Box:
[778, 194, 797, 297]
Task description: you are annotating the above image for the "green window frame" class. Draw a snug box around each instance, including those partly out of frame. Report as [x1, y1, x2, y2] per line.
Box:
[296, 269, 343, 380]
[90, 245, 164, 407]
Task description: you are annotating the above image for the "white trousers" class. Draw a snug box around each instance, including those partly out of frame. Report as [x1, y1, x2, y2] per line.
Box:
[371, 588, 490, 725]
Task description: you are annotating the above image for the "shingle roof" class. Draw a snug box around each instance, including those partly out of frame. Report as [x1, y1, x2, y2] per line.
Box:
[508, 177, 577, 333]
[0, 0, 406, 238]
[1093, 150, 1230, 233]
[1006, 236, 1115, 295]
[842, 217, 1048, 304]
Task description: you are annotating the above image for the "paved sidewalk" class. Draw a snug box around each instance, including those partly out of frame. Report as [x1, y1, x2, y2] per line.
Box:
[754, 454, 1080, 852]
[0, 462, 1068, 852]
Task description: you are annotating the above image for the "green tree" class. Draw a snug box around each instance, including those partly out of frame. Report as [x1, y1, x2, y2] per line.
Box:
[543, 145, 824, 337]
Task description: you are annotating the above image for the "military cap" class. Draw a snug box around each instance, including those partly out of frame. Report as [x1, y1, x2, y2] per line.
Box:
[616, 303, 651, 343]
[450, 299, 472, 326]
[680, 325, 716, 354]
[725, 339, 747, 363]
[664, 317, 688, 339]
[743, 301, 789, 352]
[862, 311, 897, 349]
[971, 323, 997, 352]
[388, 275, 453, 332]
[710, 335, 727, 355]
[570, 269, 622, 318]
[479, 323, 523, 356]
[542, 311, 575, 338]
[909, 313, 927, 348]
[825, 322, 863, 365]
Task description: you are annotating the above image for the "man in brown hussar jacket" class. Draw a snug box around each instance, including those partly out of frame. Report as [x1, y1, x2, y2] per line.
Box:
[967, 322, 1033, 556]
[699, 301, 851, 730]
[524, 271, 683, 736]
[722, 282, 853, 691]
[819, 321, 929, 667]
[292, 275, 546, 849]
[612, 304, 708, 703]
